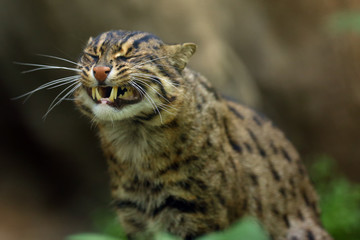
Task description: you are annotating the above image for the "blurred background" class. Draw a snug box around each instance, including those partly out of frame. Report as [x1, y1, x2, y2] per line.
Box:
[1, 0, 360, 239]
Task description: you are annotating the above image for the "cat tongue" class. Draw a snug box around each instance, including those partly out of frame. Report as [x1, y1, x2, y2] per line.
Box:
[100, 99, 110, 104]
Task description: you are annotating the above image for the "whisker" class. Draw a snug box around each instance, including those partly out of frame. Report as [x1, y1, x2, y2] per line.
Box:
[36, 54, 81, 66]
[43, 82, 81, 119]
[13, 75, 80, 101]
[130, 81, 163, 123]
[130, 72, 180, 88]
[14, 62, 81, 73]
[131, 56, 169, 68]
[131, 77, 169, 103]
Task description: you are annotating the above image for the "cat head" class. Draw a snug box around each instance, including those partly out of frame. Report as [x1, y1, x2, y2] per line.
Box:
[75, 30, 196, 125]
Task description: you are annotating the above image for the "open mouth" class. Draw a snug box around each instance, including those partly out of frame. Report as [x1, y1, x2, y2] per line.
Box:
[85, 85, 142, 108]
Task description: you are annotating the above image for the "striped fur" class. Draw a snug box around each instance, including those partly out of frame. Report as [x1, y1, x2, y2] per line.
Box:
[74, 30, 332, 240]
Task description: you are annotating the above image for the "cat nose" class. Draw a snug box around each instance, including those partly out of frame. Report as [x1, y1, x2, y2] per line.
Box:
[93, 66, 111, 83]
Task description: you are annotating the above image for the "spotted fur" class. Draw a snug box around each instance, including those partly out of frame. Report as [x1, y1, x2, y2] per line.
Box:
[74, 30, 332, 240]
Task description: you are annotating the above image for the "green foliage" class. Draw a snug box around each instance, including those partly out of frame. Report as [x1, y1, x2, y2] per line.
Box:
[65, 217, 268, 240]
[327, 11, 360, 33]
[309, 156, 360, 240]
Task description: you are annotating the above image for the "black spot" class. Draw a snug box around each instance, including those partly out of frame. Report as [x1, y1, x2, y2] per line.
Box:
[196, 103, 202, 111]
[125, 46, 133, 55]
[180, 133, 188, 143]
[152, 196, 207, 216]
[224, 118, 242, 153]
[279, 187, 287, 198]
[247, 128, 267, 157]
[133, 34, 161, 49]
[254, 197, 263, 214]
[249, 173, 259, 186]
[157, 156, 198, 176]
[307, 230, 315, 240]
[175, 177, 208, 191]
[269, 162, 281, 181]
[216, 193, 226, 206]
[82, 70, 88, 77]
[244, 142, 253, 153]
[297, 210, 304, 221]
[228, 105, 245, 120]
[302, 190, 311, 206]
[199, 80, 220, 100]
[206, 137, 212, 147]
[158, 161, 180, 175]
[281, 148, 292, 162]
[270, 141, 279, 154]
[176, 148, 182, 156]
[125, 218, 146, 230]
[291, 236, 299, 240]
[283, 214, 290, 228]
[136, 109, 161, 121]
[175, 180, 191, 190]
[271, 205, 280, 216]
[161, 119, 179, 129]
[253, 115, 262, 126]
[114, 200, 146, 213]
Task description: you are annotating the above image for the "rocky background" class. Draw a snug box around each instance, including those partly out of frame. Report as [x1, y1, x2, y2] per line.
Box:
[1, 0, 359, 239]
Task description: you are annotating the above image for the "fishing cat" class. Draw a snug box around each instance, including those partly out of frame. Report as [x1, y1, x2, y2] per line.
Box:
[71, 30, 332, 240]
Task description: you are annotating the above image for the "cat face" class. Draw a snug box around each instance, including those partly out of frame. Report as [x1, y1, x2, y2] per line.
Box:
[74, 30, 196, 123]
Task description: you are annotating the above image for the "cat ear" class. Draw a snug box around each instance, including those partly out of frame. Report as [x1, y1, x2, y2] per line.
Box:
[87, 37, 94, 45]
[165, 43, 197, 70]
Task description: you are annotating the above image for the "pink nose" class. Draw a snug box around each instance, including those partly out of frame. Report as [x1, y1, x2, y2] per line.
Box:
[93, 66, 111, 82]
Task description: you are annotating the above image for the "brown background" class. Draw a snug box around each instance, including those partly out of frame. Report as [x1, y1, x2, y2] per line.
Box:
[1, 0, 360, 239]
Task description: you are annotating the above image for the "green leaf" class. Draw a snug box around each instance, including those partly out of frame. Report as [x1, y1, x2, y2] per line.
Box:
[66, 233, 123, 240]
[198, 218, 269, 240]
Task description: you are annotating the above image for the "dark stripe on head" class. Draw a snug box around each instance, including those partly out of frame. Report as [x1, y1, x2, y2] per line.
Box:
[133, 34, 161, 49]
[120, 31, 142, 46]
[152, 196, 207, 217]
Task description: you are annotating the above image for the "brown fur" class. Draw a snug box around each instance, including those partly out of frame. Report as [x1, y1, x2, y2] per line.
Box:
[74, 30, 332, 240]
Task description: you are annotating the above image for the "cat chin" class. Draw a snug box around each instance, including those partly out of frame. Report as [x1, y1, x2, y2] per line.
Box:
[91, 102, 146, 121]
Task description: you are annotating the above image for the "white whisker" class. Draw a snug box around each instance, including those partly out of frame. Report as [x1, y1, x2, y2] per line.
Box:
[37, 54, 81, 67]
[131, 56, 169, 68]
[43, 82, 81, 119]
[130, 76, 178, 112]
[130, 72, 180, 88]
[14, 62, 81, 73]
[130, 81, 164, 123]
[13, 75, 80, 102]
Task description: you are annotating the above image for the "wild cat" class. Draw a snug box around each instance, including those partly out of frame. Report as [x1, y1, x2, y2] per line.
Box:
[17, 30, 332, 240]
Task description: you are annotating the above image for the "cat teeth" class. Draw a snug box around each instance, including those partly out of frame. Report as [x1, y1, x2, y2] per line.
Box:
[92, 87, 96, 100]
[109, 86, 118, 102]
[90, 86, 135, 102]
[95, 87, 102, 101]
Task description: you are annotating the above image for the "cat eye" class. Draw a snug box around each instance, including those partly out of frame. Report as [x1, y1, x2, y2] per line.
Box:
[84, 53, 99, 62]
[116, 55, 128, 61]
